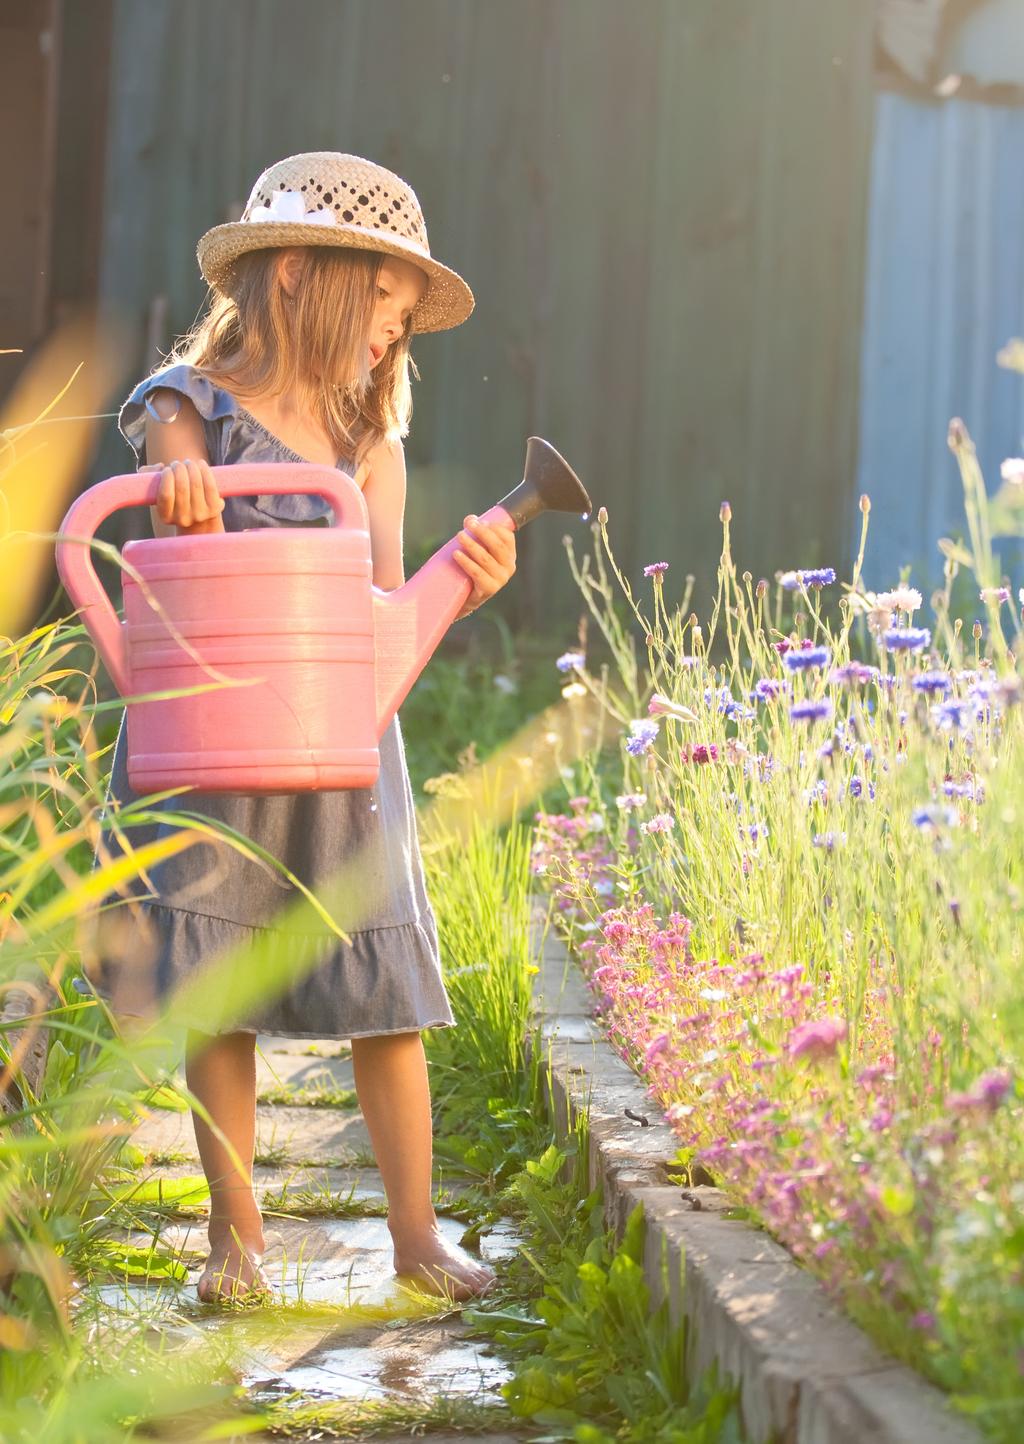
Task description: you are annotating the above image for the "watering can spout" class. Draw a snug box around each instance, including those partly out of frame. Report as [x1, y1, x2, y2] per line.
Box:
[373, 437, 590, 735]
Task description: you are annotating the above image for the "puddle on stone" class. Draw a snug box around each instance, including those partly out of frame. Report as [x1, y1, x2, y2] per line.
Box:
[249, 1335, 512, 1402]
[82, 1212, 522, 1319]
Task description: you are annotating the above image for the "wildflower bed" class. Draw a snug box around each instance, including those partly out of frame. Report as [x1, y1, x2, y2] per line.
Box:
[530, 417, 1024, 1441]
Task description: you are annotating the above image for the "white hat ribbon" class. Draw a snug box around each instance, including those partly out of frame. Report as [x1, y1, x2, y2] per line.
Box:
[248, 189, 336, 227]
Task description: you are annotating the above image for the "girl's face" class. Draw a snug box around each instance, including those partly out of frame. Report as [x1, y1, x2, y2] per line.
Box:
[369, 256, 429, 368]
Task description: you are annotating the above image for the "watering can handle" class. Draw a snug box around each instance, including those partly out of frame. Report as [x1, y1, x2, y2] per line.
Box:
[54, 462, 366, 698]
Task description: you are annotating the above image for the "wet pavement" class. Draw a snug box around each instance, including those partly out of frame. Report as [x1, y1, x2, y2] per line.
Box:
[88, 1034, 532, 1439]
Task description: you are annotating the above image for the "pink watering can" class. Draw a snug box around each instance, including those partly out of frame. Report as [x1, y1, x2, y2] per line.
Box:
[56, 439, 591, 794]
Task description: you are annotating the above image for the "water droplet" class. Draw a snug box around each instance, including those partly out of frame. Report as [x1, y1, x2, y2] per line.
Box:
[580, 512, 590, 522]
[369, 800, 378, 813]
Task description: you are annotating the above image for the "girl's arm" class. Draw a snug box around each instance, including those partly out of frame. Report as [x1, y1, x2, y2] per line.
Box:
[362, 437, 407, 592]
[362, 438, 513, 619]
[143, 391, 223, 537]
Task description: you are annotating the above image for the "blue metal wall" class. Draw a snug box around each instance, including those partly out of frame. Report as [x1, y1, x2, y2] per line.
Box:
[854, 91, 1024, 593]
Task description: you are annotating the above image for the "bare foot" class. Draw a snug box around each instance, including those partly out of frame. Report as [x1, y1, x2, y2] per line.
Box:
[197, 1230, 271, 1304]
[391, 1225, 498, 1303]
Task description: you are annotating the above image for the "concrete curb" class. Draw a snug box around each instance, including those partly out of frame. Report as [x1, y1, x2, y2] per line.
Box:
[525, 903, 981, 1444]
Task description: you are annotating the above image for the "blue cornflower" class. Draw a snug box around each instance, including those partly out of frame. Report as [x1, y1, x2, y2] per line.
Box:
[943, 780, 977, 799]
[784, 646, 830, 672]
[912, 671, 950, 696]
[556, 650, 585, 672]
[813, 831, 846, 850]
[912, 805, 957, 830]
[934, 700, 968, 731]
[803, 779, 829, 807]
[883, 627, 930, 652]
[754, 678, 783, 702]
[790, 698, 833, 722]
[625, 719, 659, 756]
[830, 661, 880, 686]
[800, 568, 837, 588]
[780, 567, 837, 590]
[849, 776, 863, 798]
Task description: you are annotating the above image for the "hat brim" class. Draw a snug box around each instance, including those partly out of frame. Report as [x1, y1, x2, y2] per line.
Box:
[195, 219, 474, 334]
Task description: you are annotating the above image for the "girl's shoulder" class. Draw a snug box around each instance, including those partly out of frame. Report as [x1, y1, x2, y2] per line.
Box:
[118, 361, 239, 463]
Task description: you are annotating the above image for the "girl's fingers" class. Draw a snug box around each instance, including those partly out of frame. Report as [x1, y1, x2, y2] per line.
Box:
[174, 463, 194, 529]
[202, 468, 225, 515]
[462, 517, 516, 567]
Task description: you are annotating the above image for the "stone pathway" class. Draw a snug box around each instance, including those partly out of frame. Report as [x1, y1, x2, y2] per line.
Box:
[97, 1035, 533, 1439]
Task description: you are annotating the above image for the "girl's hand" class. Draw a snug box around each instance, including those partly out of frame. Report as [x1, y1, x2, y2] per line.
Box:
[142, 459, 225, 534]
[452, 514, 516, 615]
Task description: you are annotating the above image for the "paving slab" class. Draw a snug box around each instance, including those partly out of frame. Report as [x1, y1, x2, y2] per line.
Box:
[131, 1101, 374, 1166]
[254, 1047, 356, 1094]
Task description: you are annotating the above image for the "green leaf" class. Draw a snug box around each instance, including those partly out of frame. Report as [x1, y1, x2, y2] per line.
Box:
[87, 1240, 189, 1283]
[879, 1184, 915, 1218]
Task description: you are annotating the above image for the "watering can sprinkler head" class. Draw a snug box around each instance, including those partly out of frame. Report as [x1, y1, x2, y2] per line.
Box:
[496, 437, 592, 528]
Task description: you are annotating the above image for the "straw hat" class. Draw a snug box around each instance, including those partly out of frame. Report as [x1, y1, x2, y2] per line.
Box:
[196, 151, 475, 334]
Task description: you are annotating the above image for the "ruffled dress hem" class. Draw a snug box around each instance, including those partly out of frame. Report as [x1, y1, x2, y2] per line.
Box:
[88, 898, 457, 1040]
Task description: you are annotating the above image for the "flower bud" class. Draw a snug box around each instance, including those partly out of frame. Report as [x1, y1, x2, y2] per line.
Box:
[720, 500, 732, 522]
[948, 417, 967, 449]
[756, 578, 768, 598]
[597, 505, 608, 525]
[859, 494, 871, 514]
[645, 633, 654, 648]
[973, 620, 983, 640]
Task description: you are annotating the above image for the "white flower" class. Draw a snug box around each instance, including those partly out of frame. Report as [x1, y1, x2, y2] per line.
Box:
[249, 189, 337, 228]
[875, 586, 922, 614]
[1000, 458, 1024, 486]
[561, 681, 587, 699]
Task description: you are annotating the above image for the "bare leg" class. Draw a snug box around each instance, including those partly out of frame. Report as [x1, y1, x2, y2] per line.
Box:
[350, 1030, 496, 1302]
[185, 1028, 269, 1301]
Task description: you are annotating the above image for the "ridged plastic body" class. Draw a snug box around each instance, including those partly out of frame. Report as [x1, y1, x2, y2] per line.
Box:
[55, 462, 503, 794]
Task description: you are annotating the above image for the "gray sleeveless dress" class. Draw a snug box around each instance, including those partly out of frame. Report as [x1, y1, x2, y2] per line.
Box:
[89, 362, 456, 1040]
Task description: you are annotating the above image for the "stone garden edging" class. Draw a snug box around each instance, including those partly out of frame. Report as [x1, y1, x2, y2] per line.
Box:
[524, 903, 981, 1444]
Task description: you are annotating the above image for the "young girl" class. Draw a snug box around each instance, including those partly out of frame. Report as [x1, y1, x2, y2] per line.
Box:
[93, 151, 516, 1304]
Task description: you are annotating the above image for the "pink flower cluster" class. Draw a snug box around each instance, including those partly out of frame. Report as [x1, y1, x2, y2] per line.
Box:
[536, 885, 1019, 1398]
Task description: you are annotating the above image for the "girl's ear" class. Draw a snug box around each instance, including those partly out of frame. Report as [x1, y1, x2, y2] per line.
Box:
[275, 248, 306, 297]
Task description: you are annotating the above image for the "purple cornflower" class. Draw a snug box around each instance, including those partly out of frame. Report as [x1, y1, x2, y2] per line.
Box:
[882, 627, 930, 652]
[912, 671, 951, 696]
[556, 650, 585, 672]
[813, 831, 846, 850]
[786, 1016, 847, 1061]
[790, 698, 833, 722]
[688, 743, 719, 765]
[785, 645, 830, 672]
[947, 1068, 1013, 1115]
[644, 561, 669, 577]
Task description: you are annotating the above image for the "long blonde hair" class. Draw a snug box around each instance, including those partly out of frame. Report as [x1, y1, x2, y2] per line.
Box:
[164, 245, 418, 471]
